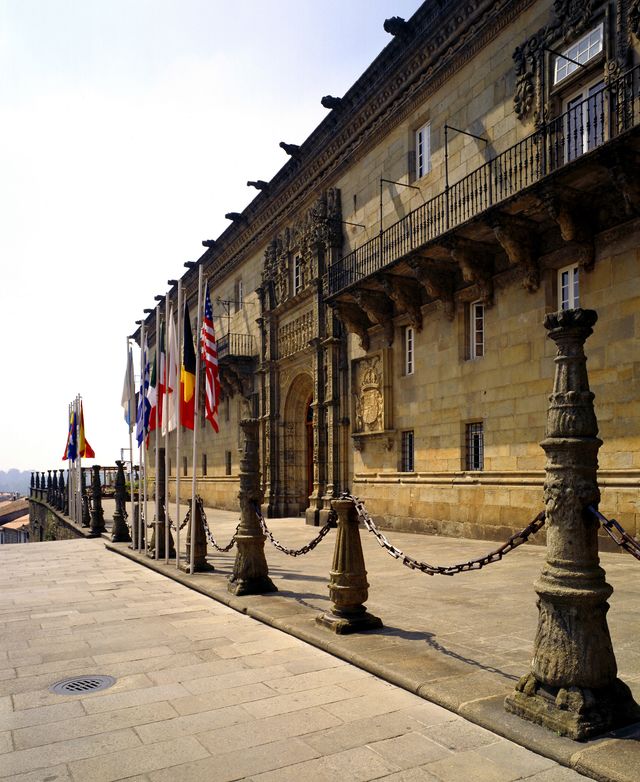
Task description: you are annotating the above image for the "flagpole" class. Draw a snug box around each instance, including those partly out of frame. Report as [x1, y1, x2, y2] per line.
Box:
[154, 305, 160, 560]
[127, 338, 135, 545]
[175, 280, 183, 570]
[76, 395, 82, 526]
[189, 265, 203, 574]
[164, 292, 170, 565]
[67, 401, 74, 522]
[139, 321, 145, 554]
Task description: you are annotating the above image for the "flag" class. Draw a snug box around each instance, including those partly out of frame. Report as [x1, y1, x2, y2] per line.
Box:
[148, 322, 165, 437]
[63, 409, 77, 461]
[201, 282, 220, 432]
[148, 349, 158, 435]
[78, 401, 95, 458]
[163, 306, 178, 435]
[136, 335, 151, 446]
[180, 299, 196, 430]
[121, 348, 135, 433]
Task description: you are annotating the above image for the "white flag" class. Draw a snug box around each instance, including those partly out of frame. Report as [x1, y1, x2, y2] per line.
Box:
[121, 348, 135, 434]
[163, 305, 179, 434]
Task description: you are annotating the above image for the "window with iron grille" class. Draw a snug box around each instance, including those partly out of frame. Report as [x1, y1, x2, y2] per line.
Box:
[225, 450, 232, 476]
[415, 122, 431, 179]
[202, 453, 207, 476]
[401, 430, 415, 472]
[182, 457, 188, 477]
[558, 264, 579, 310]
[465, 422, 484, 471]
[404, 326, 414, 375]
[469, 300, 484, 359]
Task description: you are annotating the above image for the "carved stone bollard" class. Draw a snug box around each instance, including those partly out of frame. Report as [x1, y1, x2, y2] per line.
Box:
[81, 469, 91, 527]
[111, 460, 132, 543]
[34, 472, 39, 497]
[89, 465, 107, 536]
[180, 498, 213, 573]
[52, 470, 59, 509]
[228, 418, 277, 596]
[505, 309, 640, 739]
[46, 470, 52, 503]
[148, 450, 175, 558]
[30, 472, 35, 497]
[316, 496, 382, 634]
[59, 470, 67, 515]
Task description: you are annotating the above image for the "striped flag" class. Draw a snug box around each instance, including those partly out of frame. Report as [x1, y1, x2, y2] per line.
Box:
[136, 335, 151, 446]
[201, 281, 220, 432]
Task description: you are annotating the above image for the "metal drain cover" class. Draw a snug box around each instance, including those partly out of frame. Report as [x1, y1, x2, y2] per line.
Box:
[50, 675, 116, 695]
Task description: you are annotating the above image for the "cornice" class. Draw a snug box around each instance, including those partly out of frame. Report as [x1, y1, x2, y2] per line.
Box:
[201, 0, 537, 287]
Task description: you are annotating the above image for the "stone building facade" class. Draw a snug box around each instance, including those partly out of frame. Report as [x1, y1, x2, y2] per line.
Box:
[144, 0, 640, 541]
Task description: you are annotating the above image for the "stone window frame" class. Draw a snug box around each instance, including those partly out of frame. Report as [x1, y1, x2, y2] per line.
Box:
[552, 23, 604, 86]
[468, 299, 485, 360]
[558, 263, 580, 310]
[201, 453, 207, 476]
[225, 450, 232, 476]
[415, 122, 431, 180]
[465, 421, 484, 471]
[400, 430, 415, 473]
[404, 325, 415, 376]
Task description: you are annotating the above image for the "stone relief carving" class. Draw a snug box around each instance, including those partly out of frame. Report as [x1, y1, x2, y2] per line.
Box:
[262, 189, 342, 308]
[278, 310, 316, 359]
[353, 355, 384, 434]
[631, 0, 640, 39]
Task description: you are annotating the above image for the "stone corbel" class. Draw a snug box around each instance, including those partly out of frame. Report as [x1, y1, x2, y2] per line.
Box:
[598, 147, 640, 219]
[332, 301, 372, 352]
[488, 214, 540, 292]
[406, 254, 456, 320]
[352, 288, 394, 347]
[444, 238, 495, 306]
[539, 187, 595, 271]
[377, 274, 424, 332]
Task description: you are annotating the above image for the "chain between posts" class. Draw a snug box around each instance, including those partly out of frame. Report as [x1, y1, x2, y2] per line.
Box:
[198, 498, 238, 552]
[588, 506, 640, 561]
[346, 493, 546, 576]
[253, 502, 334, 556]
[166, 504, 190, 533]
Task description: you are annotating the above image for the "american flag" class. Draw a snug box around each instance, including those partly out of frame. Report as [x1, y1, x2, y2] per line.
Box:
[200, 282, 220, 432]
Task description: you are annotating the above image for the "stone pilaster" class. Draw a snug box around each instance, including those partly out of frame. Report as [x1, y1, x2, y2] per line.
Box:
[229, 418, 277, 596]
[505, 308, 640, 739]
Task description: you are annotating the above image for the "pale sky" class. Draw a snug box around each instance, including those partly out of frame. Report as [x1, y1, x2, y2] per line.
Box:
[0, 0, 421, 472]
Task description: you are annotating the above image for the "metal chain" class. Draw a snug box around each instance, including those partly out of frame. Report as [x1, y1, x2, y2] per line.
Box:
[166, 504, 190, 533]
[198, 498, 238, 552]
[345, 493, 546, 576]
[253, 502, 334, 556]
[588, 506, 640, 562]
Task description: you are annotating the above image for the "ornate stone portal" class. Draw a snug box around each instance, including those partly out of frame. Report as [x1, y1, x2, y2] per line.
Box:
[504, 309, 640, 740]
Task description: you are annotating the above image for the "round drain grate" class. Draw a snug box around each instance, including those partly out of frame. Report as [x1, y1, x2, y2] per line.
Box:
[50, 675, 116, 695]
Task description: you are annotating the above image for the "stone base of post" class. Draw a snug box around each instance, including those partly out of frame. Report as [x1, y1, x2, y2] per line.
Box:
[111, 461, 132, 544]
[316, 497, 382, 635]
[505, 675, 640, 741]
[179, 500, 214, 574]
[228, 534, 277, 596]
[111, 514, 131, 543]
[148, 522, 175, 559]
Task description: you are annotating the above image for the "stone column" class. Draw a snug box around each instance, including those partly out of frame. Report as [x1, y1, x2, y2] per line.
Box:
[505, 308, 640, 739]
[111, 460, 132, 543]
[81, 469, 91, 528]
[180, 498, 213, 573]
[228, 418, 277, 596]
[316, 496, 382, 634]
[89, 465, 107, 536]
[148, 449, 174, 558]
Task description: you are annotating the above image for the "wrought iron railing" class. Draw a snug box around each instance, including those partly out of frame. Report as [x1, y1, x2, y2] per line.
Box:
[327, 63, 640, 297]
[217, 332, 255, 359]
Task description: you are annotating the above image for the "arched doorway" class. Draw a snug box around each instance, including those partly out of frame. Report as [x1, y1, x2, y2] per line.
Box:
[282, 373, 314, 516]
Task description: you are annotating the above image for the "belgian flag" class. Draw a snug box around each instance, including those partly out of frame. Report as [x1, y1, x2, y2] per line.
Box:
[180, 300, 196, 430]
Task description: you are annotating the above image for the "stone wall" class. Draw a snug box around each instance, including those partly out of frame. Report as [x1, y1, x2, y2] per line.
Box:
[29, 499, 90, 542]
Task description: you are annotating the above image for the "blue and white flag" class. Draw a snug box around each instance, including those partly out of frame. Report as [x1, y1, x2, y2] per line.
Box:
[135, 336, 151, 446]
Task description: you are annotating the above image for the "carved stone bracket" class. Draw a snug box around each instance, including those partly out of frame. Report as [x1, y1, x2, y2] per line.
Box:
[444, 238, 495, 306]
[406, 254, 456, 320]
[333, 301, 372, 352]
[598, 147, 640, 218]
[539, 187, 595, 271]
[352, 288, 394, 347]
[377, 273, 424, 331]
[631, 0, 640, 40]
[489, 214, 540, 292]
[219, 357, 256, 400]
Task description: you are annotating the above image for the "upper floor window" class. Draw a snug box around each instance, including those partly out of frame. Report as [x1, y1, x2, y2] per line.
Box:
[553, 24, 603, 85]
[234, 279, 244, 313]
[564, 79, 606, 161]
[469, 300, 484, 360]
[415, 122, 431, 179]
[293, 255, 304, 295]
[465, 422, 484, 471]
[404, 326, 415, 375]
[558, 264, 579, 310]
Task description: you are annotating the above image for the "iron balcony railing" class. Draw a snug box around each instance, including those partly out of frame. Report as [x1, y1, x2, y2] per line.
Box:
[217, 332, 255, 359]
[327, 63, 640, 296]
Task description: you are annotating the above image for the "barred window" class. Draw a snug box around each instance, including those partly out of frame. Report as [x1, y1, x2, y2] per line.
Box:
[202, 453, 207, 476]
[465, 422, 484, 471]
[401, 430, 415, 472]
[225, 450, 232, 476]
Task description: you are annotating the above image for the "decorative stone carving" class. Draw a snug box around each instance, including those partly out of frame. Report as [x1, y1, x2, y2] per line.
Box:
[378, 274, 423, 331]
[505, 308, 640, 740]
[489, 214, 540, 292]
[540, 188, 595, 270]
[353, 356, 384, 434]
[333, 301, 372, 352]
[445, 238, 495, 306]
[111, 460, 132, 544]
[406, 254, 456, 320]
[352, 288, 394, 346]
[278, 311, 315, 359]
[513, 33, 543, 122]
[599, 147, 640, 217]
[631, 0, 640, 39]
[554, 0, 595, 41]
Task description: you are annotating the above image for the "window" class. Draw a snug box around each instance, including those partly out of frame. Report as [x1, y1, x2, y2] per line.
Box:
[182, 457, 188, 477]
[293, 255, 304, 295]
[404, 326, 415, 375]
[168, 458, 172, 476]
[234, 279, 243, 313]
[558, 264, 580, 310]
[564, 80, 606, 162]
[469, 300, 484, 360]
[401, 431, 415, 472]
[225, 451, 232, 476]
[415, 123, 431, 179]
[465, 422, 484, 471]
[202, 453, 207, 476]
[553, 24, 603, 85]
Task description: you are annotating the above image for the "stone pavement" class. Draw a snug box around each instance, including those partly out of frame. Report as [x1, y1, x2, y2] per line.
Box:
[0, 540, 594, 782]
[102, 502, 640, 781]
